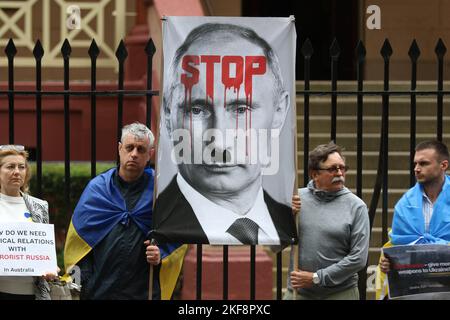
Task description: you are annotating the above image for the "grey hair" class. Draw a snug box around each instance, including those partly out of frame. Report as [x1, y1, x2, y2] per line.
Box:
[121, 122, 154, 147]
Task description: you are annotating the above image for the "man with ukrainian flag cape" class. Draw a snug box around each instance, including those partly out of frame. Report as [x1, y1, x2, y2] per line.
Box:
[64, 122, 186, 300]
[376, 140, 450, 299]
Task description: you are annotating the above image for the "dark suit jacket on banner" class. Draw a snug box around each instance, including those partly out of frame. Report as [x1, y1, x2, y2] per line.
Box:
[152, 176, 298, 246]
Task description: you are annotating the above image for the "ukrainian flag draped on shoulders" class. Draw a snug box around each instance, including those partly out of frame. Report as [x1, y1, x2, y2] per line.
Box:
[390, 175, 450, 245]
[63, 167, 187, 300]
[376, 175, 450, 299]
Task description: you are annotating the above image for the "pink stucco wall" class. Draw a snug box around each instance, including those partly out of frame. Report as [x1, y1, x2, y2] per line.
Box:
[153, 0, 204, 16]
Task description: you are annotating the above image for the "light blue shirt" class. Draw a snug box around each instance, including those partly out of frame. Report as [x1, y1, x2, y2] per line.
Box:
[422, 190, 434, 233]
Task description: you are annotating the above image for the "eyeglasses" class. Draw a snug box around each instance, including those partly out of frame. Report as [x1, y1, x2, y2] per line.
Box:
[317, 165, 349, 174]
[0, 145, 25, 151]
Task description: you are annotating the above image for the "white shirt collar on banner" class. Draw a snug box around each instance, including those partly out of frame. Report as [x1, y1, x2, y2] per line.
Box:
[176, 173, 280, 245]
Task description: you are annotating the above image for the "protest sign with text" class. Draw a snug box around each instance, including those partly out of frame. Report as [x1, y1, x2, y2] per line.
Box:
[383, 244, 450, 299]
[0, 222, 57, 276]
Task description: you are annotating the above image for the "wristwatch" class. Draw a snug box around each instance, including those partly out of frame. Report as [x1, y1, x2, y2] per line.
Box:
[312, 272, 320, 285]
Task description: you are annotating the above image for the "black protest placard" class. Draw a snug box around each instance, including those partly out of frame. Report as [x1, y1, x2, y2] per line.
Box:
[383, 244, 450, 299]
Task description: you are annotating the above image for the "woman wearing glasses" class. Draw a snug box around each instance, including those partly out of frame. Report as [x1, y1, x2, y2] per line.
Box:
[0, 145, 56, 300]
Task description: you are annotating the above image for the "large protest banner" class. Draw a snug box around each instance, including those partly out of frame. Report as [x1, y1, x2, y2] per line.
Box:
[0, 222, 57, 276]
[383, 244, 450, 299]
[152, 16, 298, 245]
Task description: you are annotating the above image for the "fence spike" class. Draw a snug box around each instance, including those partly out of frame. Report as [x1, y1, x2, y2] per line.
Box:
[61, 39, 72, 58]
[355, 40, 366, 62]
[145, 38, 156, 56]
[329, 38, 341, 59]
[5, 38, 17, 58]
[88, 39, 100, 59]
[435, 38, 447, 58]
[301, 38, 313, 58]
[408, 39, 420, 62]
[380, 39, 393, 60]
[115, 39, 128, 61]
[33, 40, 44, 61]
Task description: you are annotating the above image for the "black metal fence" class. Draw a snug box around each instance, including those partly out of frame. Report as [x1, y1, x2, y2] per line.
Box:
[1, 36, 449, 300]
[1, 38, 156, 214]
[300, 36, 448, 299]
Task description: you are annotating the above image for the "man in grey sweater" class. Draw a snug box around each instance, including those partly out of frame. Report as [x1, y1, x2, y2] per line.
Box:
[284, 142, 370, 300]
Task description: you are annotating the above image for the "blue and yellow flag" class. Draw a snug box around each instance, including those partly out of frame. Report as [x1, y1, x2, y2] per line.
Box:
[63, 167, 186, 300]
[375, 238, 393, 300]
[158, 243, 188, 300]
[391, 176, 450, 245]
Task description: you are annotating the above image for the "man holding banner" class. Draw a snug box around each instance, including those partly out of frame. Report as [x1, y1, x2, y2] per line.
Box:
[64, 123, 186, 300]
[286, 142, 370, 300]
[153, 17, 298, 246]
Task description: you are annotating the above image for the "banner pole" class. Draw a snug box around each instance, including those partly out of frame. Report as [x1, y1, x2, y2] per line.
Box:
[148, 265, 154, 300]
[292, 41, 299, 299]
